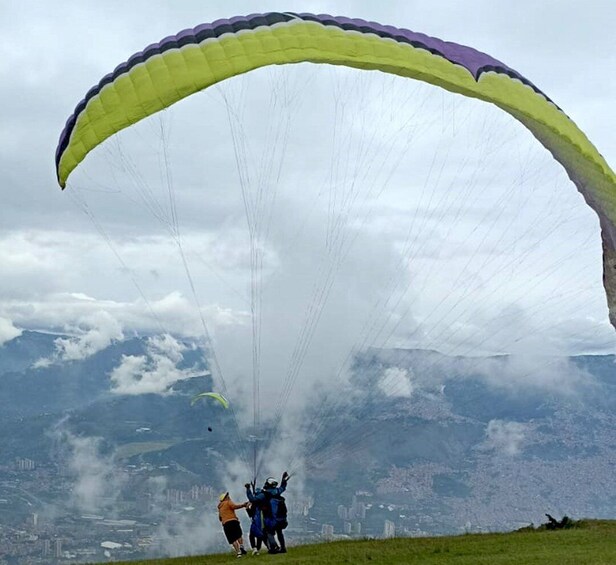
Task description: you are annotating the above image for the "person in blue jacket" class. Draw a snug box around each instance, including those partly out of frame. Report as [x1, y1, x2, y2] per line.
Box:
[244, 488, 266, 555]
[264, 472, 289, 553]
[246, 471, 290, 554]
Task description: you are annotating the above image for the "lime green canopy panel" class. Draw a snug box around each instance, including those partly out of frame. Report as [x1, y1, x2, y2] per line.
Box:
[191, 392, 229, 409]
[55, 12, 616, 328]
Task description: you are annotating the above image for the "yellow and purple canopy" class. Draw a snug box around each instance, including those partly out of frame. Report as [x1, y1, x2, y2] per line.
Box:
[54, 12, 616, 328]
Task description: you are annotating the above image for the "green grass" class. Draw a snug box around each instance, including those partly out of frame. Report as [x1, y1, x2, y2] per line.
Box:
[92, 519, 616, 565]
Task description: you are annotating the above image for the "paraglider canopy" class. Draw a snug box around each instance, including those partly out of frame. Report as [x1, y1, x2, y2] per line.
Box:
[191, 391, 230, 409]
[54, 12, 616, 328]
[53, 12, 616, 483]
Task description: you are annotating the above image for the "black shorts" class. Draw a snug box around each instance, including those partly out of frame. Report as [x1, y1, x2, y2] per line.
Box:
[223, 520, 243, 544]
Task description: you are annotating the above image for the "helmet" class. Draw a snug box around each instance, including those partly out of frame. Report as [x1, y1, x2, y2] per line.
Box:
[219, 492, 229, 502]
[264, 477, 278, 488]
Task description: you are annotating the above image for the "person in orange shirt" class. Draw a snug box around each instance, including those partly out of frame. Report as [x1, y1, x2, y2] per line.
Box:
[218, 492, 248, 558]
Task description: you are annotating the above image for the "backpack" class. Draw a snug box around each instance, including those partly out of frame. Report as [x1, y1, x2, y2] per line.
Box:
[271, 495, 288, 529]
[275, 496, 288, 520]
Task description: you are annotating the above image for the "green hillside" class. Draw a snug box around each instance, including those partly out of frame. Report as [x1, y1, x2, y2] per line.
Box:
[92, 520, 616, 565]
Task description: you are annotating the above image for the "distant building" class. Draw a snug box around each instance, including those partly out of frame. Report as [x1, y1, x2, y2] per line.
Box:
[351, 521, 362, 535]
[15, 458, 35, 471]
[343, 521, 352, 534]
[166, 489, 185, 503]
[136, 493, 152, 514]
[189, 484, 214, 500]
[384, 520, 396, 539]
[55, 539, 62, 558]
[352, 500, 366, 520]
[290, 497, 313, 517]
[42, 539, 51, 557]
[321, 524, 334, 540]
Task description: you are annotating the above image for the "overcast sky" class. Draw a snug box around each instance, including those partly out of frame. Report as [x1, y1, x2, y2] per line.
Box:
[1, 1, 615, 406]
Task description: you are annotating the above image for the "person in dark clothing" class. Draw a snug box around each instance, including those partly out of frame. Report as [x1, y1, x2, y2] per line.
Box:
[246, 472, 290, 554]
[265, 473, 289, 553]
[246, 481, 278, 553]
[245, 498, 266, 555]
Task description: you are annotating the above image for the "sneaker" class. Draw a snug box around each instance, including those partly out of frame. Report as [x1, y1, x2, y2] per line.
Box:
[251, 548, 259, 556]
[279, 548, 287, 553]
[236, 553, 242, 558]
[268, 547, 280, 554]
[240, 547, 247, 555]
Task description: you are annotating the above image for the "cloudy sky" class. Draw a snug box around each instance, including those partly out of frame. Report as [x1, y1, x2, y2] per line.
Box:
[1, 1, 615, 407]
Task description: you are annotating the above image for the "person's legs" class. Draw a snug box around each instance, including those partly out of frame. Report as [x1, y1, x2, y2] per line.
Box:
[225, 521, 245, 557]
[276, 526, 286, 552]
[224, 521, 240, 555]
[266, 530, 279, 553]
[249, 533, 261, 555]
[250, 522, 264, 553]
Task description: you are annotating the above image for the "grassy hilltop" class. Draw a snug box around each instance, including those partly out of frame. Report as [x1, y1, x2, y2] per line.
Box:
[92, 520, 616, 565]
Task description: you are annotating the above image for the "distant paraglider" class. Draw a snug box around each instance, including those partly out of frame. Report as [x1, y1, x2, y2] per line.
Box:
[191, 391, 230, 409]
[191, 392, 229, 434]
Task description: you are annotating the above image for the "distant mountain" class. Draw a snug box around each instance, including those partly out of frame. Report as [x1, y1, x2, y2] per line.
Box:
[0, 330, 59, 374]
[0, 330, 614, 535]
[304, 348, 616, 531]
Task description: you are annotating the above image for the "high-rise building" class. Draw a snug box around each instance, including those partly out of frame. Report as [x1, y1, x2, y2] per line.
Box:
[55, 539, 63, 558]
[383, 520, 396, 539]
[42, 539, 51, 557]
[352, 499, 367, 520]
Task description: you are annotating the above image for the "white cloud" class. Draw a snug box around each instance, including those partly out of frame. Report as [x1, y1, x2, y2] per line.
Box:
[153, 508, 226, 557]
[2, 288, 247, 343]
[51, 424, 127, 513]
[34, 310, 124, 367]
[378, 367, 414, 398]
[482, 419, 528, 456]
[464, 353, 593, 395]
[110, 334, 201, 395]
[0, 317, 21, 346]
